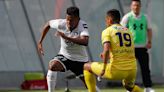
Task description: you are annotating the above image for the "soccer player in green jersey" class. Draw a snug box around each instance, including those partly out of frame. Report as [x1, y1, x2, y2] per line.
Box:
[121, 0, 154, 92]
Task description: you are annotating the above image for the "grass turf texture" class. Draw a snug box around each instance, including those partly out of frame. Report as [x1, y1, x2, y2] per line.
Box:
[1, 87, 164, 92]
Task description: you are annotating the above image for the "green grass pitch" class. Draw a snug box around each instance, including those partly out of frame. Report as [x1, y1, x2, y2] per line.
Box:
[1, 87, 164, 92]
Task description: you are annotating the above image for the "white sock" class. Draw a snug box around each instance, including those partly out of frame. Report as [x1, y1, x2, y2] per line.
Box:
[47, 70, 57, 92]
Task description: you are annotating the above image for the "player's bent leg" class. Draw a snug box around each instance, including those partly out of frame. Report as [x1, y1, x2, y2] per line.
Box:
[78, 74, 101, 92]
[47, 60, 65, 92]
[47, 70, 57, 92]
[49, 59, 65, 71]
[122, 69, 142, 92]
[131, 85, 142, 92]
[124, 85, 142, 92]
[84, 70, 96, 92]
[122, 80, 142, 92]
[84, 63, 96, 92]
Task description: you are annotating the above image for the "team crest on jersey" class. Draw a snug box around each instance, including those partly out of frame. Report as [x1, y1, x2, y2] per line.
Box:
[83, 24, 88, 29]
[64, 31, 79, 46]
[65, 40, 75, 46]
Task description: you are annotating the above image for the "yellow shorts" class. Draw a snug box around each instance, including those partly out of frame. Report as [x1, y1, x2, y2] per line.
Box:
[91, 62, 136, 87]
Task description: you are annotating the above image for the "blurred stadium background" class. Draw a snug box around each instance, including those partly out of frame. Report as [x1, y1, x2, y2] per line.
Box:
[0, 0, 164, 90]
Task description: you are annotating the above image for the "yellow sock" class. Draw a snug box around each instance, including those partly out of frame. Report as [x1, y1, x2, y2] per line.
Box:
[84, 70, 96, 92]
[132, 85, 142, 92]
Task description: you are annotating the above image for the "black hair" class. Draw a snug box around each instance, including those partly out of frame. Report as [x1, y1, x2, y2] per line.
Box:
[66, 6, 79, 17]
[131, 0, 141, 4]
[106, 9, 120, 23]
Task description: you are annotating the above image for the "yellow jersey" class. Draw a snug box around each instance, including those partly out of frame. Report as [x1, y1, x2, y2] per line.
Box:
[102, 24, 136, 70]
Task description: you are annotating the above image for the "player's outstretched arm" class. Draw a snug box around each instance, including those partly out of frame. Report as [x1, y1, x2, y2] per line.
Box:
[38, 22, 50, 55]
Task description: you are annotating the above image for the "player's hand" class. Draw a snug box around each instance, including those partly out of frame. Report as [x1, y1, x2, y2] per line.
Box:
[146, 42, 151, 49]
[100, 53, 110, 60]
[100, 53, 104, 60]
[37, 43, 44, 55]
[54, 31, 60, 37]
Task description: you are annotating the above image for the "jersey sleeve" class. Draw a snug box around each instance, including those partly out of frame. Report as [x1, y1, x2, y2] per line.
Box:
[80, 23, 89, 36]
[120, 14, 129, 28]
[49, 19, 66, 32]
[101, 29, 110, 44]
[49, 19, 60, 29]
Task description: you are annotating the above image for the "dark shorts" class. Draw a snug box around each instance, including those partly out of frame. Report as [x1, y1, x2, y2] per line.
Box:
[51, 54, 87, 76]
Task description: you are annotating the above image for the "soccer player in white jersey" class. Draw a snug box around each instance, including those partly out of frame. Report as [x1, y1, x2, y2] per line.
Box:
[38, 6, 90, 92]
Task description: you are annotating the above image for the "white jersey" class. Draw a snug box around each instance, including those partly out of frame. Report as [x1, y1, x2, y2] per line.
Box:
[49, 19, 89, 62]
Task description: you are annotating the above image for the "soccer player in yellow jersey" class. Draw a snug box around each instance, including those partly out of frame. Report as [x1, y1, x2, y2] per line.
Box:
[83, 9, 142, 92]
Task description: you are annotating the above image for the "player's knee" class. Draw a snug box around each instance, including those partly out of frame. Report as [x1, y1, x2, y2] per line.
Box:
[84, 62, 91, 71]
[48, 60, 64, 71]
[48, 60, 55, 70]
